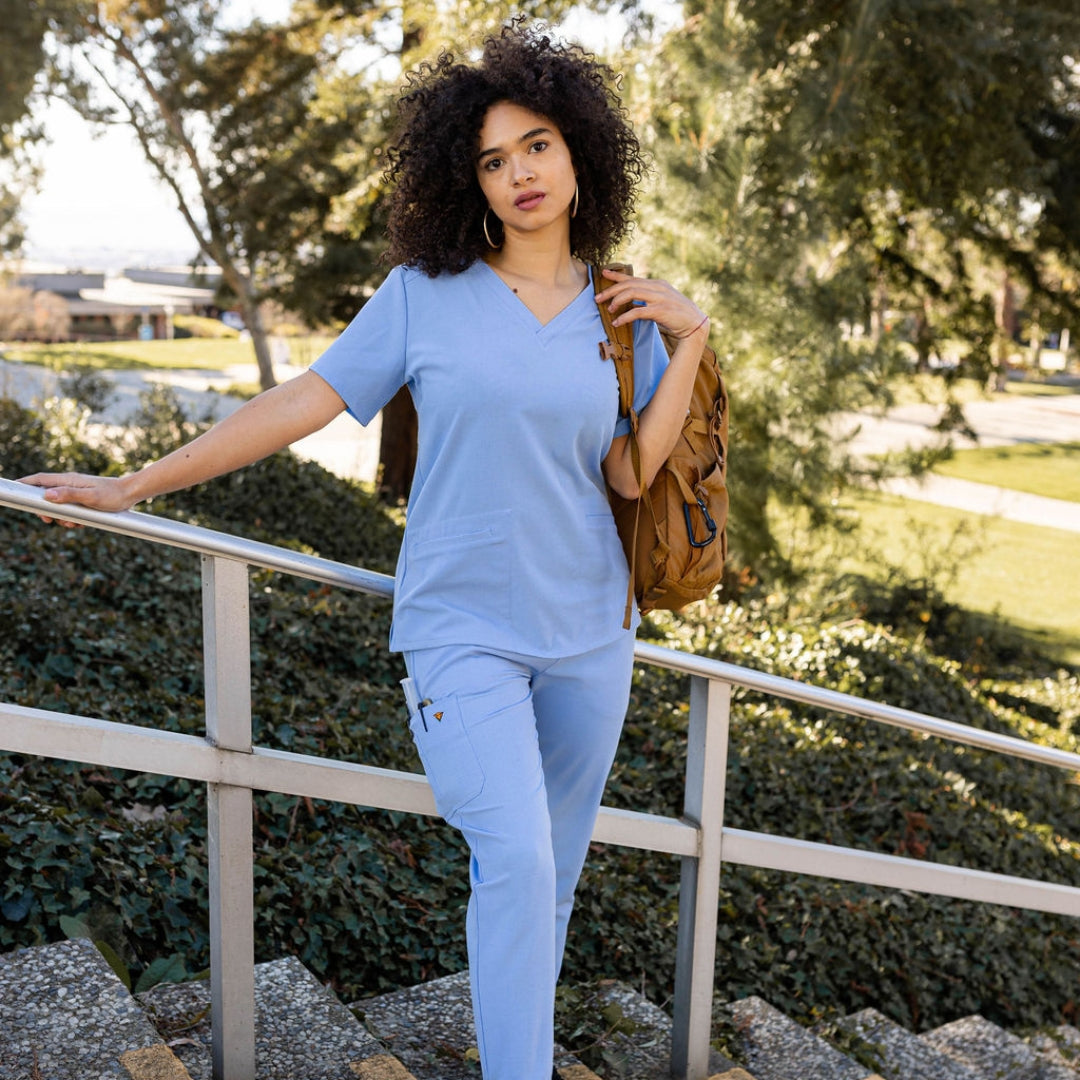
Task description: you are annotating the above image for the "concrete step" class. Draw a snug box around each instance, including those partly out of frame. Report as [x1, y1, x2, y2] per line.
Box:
[589, 981, 738, 1079]
[835, 1008, 982, 1080]
[7, 937, 1074, 1080]
[0, 937, 193, 1080]
[1028, 1026, 1080, 1072]
[726, 996, 878, 1080]
[138, 956, 403, 1080]
[355, 970, 605, 1080]
[921, 1014, 1080, 1080]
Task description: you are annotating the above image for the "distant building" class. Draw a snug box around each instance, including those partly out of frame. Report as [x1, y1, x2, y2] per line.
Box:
[9, 264, 223, 342]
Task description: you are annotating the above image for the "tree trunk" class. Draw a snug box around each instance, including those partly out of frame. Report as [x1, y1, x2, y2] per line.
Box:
[993, 270, 1017, 392]
[869, 273, 888, 346]
[913, 299, 932, 373]
[370, 9, 426, 501]
[234, 283, 277, 392]
[378, 386, 418, 500]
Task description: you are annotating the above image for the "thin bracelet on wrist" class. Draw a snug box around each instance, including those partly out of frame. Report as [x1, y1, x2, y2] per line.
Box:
[675, 314, 710, 340]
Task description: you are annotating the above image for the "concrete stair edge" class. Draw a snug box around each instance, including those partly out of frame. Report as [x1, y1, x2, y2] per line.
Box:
[921, 1014, 1080, 1080]
[137, 954, 402, 1080]
[6, 939, 1078, 1080]
[0, 937, 194, 1080]
[727, 995, 869, 1080]
[835, 1007, 983, 1080]
[355, 970, 606, 1080]
[1028, 1026, 1080, 1072]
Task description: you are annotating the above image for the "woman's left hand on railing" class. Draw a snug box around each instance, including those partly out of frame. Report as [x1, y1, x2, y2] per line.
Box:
[18, 370, 349, 527]
[16, 472, 137, 527]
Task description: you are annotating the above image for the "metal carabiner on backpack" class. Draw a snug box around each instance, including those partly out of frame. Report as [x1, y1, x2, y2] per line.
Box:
[684, 495, 717, 548]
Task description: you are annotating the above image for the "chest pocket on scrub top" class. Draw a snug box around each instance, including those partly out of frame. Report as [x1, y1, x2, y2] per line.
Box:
[402, 508, 512, 623]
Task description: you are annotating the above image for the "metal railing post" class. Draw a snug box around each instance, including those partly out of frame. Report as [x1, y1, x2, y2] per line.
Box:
[671, 674, 731, 1080]
[202, 555, 256, 1080]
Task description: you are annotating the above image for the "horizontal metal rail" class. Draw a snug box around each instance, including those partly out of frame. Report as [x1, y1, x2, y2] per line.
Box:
[0, 700, 698, 856]
[0, 477, 394, 598]
[634, 640, 1080, 772]
[3, 698, 1077, 916]
[4, 480, 1076, 772]
[2, 476, 1079, 1080]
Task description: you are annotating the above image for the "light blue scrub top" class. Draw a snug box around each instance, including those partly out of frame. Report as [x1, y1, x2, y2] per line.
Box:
[311, 260, 668, 657]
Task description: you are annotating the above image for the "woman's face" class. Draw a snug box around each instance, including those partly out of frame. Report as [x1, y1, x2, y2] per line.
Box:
[475, 101, 577, 241]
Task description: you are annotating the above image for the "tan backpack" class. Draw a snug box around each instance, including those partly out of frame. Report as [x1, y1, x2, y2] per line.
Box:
[595, 264, 730, 628]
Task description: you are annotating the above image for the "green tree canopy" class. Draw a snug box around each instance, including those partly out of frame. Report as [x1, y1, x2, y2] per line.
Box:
[0, 0, 58, 252]
[626, 0, 1080, 579]
[35, 0, 390, 388]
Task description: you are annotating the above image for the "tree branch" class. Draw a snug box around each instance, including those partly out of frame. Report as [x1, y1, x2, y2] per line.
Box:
[87, 15, 232, 256]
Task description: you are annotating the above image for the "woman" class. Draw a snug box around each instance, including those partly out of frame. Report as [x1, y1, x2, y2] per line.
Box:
[22, 23, 710, 1080]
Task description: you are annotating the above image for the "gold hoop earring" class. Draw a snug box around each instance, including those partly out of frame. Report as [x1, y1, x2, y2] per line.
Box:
[483, 208, 501, 250]
[570, 181, 579, 218]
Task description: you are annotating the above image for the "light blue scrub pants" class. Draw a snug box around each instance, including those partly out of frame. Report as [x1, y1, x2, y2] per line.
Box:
[404, 633, 635, 1080]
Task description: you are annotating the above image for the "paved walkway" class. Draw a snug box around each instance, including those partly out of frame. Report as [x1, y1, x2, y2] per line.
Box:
[3, 357, 1078, 531]
[879, 474, 1080, 533]
[835, 383, 1080, 533]
[836, 389, 1080, 454]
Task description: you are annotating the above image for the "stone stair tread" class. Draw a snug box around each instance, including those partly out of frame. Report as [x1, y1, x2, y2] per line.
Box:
[590, 981, 737, 1078]
[922, 1014, 1080, 1080]
[837, 1008, 983, 1080]
[1029, 1026, 1080, 1071]
[727, 996, 869, 1080]
[0, 938, 193, 1080]
[353, 970, 477, 1080]
[138, 956, 399, 1080]
[356, 971, 604, 1080]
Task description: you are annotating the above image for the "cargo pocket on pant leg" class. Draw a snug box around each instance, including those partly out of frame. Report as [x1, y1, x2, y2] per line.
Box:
[409, 694, 485, 825]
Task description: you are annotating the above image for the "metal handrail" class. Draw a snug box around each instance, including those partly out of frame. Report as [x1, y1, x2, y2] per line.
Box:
[1, 476, 1078, 1080]
[5, 478, 1075, 772]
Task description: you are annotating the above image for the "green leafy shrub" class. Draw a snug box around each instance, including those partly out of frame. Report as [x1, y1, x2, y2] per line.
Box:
[56, 367, 116, 414]
[0, 397, 113, 478]
[1, 389, 1078, 1053]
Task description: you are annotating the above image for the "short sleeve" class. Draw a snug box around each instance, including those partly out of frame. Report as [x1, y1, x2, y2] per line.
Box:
[613, 321, 670, 440]
[310, 266, 410, 425]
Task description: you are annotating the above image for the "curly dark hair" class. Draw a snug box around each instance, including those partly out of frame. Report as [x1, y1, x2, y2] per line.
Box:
[384, 22, 646, 275]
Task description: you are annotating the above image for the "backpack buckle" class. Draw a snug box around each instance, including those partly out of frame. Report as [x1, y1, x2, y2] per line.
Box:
[684, 495, 717, 548]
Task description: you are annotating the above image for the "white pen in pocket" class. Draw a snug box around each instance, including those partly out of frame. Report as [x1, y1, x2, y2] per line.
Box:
[400, 676, 420, 714]
[400, 677, 434, 730]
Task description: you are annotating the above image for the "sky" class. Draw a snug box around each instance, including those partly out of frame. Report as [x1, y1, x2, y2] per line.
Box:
[19, 5, 658, 271]
[21, 101, 201, 269]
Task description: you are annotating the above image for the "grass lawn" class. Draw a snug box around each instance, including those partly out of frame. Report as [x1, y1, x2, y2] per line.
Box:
[2, 335, 336, 373]
[934, 442, 1080, 503]
[882, 372, 1079, 407]
[1003, 380, 1079, 397]
[838, 491, 1080, 666]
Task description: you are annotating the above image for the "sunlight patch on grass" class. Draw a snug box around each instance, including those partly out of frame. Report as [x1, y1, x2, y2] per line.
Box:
[1002, 379, 1079, 398]
[839, 492, 1080, 665]
[4, 339, 258, 371]
[2, 335, 336, 373]
[882, 372, 1078, 408]
[935, 442, 1080, 503]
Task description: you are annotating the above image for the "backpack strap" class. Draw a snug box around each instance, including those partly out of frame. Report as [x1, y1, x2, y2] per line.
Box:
[594, 263, 645, 628]
[594, 263, 637, 421]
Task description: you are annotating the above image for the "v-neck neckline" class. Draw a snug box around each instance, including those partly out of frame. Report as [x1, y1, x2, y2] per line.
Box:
[477, 260, 594, 334]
